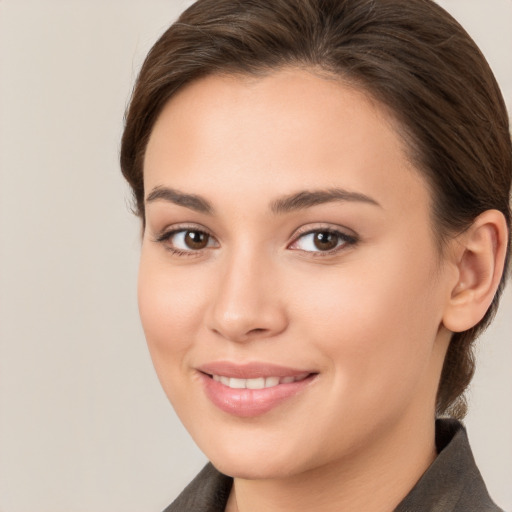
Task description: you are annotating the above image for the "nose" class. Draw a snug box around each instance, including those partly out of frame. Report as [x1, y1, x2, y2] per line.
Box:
[205, 249, 288, 343]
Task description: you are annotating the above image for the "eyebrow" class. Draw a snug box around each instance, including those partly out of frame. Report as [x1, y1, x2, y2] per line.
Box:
[145, 186, 381, 215]
[269, 188, 381, 214]
[146, 186, 214, 214]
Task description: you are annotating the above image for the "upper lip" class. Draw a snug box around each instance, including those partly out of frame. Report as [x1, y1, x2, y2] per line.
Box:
[197, 361, 316, 379]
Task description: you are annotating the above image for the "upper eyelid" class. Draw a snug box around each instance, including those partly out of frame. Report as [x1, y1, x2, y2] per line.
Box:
[154, 223, 215, 241]
[290, 223, 357, 240]
[288, 228, 357, 248]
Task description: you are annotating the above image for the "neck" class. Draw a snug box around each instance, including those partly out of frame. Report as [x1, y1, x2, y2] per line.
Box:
[227, 414, 437, 512]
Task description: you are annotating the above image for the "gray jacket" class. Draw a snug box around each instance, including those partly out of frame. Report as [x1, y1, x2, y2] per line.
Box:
[164, 419, 503, 512]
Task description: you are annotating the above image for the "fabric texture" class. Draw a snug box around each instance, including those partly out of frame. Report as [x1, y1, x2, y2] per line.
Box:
[163, 419, 503, 512]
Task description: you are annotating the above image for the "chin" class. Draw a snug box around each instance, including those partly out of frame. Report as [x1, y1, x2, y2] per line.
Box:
[198, 433, 314, 480]
[210, 455, 299, 480]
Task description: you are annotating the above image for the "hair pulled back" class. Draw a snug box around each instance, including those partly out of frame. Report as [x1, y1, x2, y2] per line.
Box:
[120, 0, 512, 418]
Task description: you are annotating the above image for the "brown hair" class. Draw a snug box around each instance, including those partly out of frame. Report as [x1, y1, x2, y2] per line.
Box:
[120, 0, 512, 418]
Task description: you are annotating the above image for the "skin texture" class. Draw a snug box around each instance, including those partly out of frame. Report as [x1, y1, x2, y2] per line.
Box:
[138, 69, 506, 512]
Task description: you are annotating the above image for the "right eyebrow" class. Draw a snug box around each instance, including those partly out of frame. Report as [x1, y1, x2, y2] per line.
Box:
[145, 186, 214, 215]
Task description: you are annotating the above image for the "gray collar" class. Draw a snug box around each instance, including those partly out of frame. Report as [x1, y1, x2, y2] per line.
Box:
[164, 419, 502, 512]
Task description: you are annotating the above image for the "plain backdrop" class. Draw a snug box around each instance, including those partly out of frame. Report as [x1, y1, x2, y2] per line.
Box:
[0, 1, 510, 511]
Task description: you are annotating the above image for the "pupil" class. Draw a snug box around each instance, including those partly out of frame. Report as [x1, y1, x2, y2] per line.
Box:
[314, 232, 338, 251]
[185, 231, 208, 249]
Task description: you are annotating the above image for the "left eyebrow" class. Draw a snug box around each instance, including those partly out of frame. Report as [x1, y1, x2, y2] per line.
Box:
[269, 188, 381, 214]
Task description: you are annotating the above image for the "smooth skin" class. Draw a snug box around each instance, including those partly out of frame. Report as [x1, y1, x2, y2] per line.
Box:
[139, 69, 507, 512]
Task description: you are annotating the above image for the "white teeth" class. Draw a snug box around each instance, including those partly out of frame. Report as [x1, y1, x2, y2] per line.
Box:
[229, 378, 246, 389]
[246, 377, 265, 389]
[265, 376, 280, 387]
[211, 373, 310, 389]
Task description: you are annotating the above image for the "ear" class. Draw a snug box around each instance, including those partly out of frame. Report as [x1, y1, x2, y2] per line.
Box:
[442, 210, 509, 333]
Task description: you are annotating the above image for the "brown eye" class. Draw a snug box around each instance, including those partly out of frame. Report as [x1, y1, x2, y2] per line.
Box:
[313, 231, 339, 251]
[157, 228, 218, 253]
[184, 230, 210, 250]
[289, 228, 357, 255]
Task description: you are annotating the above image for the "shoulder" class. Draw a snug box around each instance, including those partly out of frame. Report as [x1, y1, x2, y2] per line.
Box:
[162, 463, 232, 512]
[395, 419, 504, 512]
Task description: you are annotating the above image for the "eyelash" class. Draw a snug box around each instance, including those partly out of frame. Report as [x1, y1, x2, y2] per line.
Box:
[289, 227, 358, 257]
[154, 225, 216, 258]
[154, 225, 358, 258]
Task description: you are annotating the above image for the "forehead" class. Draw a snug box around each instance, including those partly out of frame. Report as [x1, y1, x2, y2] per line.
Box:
[144, 68, 429, 216]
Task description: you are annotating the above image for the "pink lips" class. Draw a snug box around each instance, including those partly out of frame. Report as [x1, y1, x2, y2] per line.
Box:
[197, 362, 317, 417]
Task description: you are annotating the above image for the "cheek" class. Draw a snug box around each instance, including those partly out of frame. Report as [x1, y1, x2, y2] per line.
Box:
[288, 242, 443, 397]
[137, 250, 210, 365]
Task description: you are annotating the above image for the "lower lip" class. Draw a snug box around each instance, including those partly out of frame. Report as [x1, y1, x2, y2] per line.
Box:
[199, 372, 316, 417]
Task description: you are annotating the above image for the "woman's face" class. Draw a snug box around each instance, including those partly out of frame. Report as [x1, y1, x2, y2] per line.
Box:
[139, 69, 455, 479]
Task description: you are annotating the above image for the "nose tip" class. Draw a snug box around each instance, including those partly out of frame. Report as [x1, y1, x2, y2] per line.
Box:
[206, 259, 288, 343]
[210, 310, 283, 343]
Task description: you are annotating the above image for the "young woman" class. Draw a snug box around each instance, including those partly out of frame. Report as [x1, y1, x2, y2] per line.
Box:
[120, 0, 511, 510]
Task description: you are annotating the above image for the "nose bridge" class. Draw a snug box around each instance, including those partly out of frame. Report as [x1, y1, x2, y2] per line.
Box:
[207, 242, 287, 342]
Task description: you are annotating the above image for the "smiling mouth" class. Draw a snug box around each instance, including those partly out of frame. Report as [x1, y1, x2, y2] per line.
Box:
[199, 367, 318, 417]
[208, 372, 311, 390]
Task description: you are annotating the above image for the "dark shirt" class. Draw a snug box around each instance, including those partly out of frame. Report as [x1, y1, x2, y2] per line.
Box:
[164, 419, 503, 512]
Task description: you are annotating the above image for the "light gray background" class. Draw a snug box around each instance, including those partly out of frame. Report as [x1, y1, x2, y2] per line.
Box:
[0, 1, 510, 511]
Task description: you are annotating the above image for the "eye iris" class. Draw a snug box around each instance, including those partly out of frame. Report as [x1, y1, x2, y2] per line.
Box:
[314, 231, 338, 251]
[185, 231, 209, 249]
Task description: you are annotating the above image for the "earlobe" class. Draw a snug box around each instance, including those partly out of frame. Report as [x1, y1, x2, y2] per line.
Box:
[442, 210, 508, 333]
